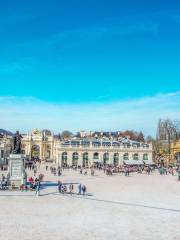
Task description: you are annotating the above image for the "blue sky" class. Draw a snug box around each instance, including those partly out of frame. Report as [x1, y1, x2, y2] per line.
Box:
[0, 1, 180, 134]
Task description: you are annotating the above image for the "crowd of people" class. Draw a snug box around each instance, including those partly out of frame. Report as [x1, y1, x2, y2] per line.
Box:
[57, 181, 87, 196]
[1, 160, 180, 196]
[0, 174, 8, 190]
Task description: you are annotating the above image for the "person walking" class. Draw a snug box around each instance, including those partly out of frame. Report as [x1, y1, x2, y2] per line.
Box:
[58, 169, 61, 176]
[82, 185, 87, 196]
[78, 183, 82, 195]
[178, 168, 180, 181]
[58, 181, 62, 193]
[69, 184, 74, 195]
[35, 180, 40, 196]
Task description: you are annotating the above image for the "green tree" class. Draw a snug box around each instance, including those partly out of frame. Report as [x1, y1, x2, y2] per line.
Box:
[61, 130, 73, 139]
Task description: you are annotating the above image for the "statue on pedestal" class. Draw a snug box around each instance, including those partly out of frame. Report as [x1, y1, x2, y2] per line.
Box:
[12, 131, 23, 154]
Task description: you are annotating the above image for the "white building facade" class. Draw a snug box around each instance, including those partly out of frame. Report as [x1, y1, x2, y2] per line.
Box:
[1, 129, 153, 167]
[54, 139, 153, 167]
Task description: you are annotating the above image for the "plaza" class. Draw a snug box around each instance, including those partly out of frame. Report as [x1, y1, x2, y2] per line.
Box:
[0, 1, 180, 239]
[0, 166, 180, 240]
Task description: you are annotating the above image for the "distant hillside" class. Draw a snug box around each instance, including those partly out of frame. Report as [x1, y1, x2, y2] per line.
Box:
[0, 129, 14, 136]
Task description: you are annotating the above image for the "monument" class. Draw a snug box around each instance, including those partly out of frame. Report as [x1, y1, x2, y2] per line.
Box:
[8, 131, 27, 188]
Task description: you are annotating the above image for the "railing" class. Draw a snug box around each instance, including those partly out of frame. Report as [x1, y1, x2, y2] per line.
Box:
[59, 144, 151, 150]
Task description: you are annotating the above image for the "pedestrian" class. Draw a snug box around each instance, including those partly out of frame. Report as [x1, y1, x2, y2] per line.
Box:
[61, 184, 64, 194]
[78, 183, 82, 195]
[82, 185, 87, 196]
[58, 169, 61, 176]
[58, 181, 62, 193]
[35, 180, 40, 196]
[178, 169, 180, 181]
[64, 184, 67, 193]
[69, 184, 74, 195]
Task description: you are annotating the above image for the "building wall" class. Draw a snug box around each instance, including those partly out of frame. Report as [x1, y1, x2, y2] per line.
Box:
[0, 129, 153, 167]
[0, 137, 12, 165]
[171, 140, 180, 164]
[21, 129, 54, 160]
[54, 143, 153, 167]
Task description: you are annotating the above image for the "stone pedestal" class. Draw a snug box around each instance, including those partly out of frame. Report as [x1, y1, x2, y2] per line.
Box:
[9, 154, 27, 188]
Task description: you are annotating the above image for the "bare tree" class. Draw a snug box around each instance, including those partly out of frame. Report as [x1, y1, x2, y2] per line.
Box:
[156, 118, 180, 155]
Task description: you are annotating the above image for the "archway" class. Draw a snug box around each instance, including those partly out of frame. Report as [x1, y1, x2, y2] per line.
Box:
[103, 152, 109, 165]
[123, 153, 129, 161]
[133, 153, 139, 160]
[61, 152, 68, 167]
[143, 153, 148, 161]
[31, 145, 40, 160]
[45, 150, 51, 159]
[93, 152, 99, 161]
[82, 152, 88, 167]
[113, 153, 119, 166]
[72, 152, 78, 167]
[45, 145, 51, 159]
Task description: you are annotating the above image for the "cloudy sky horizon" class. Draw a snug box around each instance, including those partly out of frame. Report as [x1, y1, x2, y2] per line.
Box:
[0, 91, 180, 136]
[0, 1, 180, 136]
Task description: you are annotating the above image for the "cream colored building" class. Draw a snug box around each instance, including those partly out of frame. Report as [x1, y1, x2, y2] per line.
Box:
[0, 136, 12, 165]
[18, 129, 153, 167]
[54, 139, 153, 167]
[21, 129, 54, 160]
[171, 140, 180, 164]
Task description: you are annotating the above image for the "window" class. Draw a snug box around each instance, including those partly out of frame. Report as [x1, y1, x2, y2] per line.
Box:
[133, 153, 139, 160]
[62, 152, 68, 166]
[93, 152, 99, 160]
[143, 153, 148, 161]
[113, 153, 119, 166]
[72, 152, 78, 166]
[103, 152, 109, 165]
[123, 153, 129, 160]
[83, 152, 88, 167]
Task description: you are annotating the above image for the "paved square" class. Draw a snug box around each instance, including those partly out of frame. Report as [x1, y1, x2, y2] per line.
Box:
[0, 168, 180, 240]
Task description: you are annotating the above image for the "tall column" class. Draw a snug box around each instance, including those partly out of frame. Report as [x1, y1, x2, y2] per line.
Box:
[109, 152, 114, 165]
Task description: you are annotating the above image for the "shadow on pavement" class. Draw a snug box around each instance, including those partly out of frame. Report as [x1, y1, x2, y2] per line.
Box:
[61, 194, 180, 213]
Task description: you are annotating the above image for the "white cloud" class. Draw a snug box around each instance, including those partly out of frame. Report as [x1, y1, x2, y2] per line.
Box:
[0, 92, 179, 136]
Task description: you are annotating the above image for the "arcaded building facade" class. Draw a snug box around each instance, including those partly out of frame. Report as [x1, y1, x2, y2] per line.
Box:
[54, 139, 153, 167]
[19, 129, 153, 167]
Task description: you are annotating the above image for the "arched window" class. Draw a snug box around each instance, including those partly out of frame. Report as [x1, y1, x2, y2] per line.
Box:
[46, 150, 51, 159]
[113, 153, 119, 166]
[133, 153, 139, 160]
[62, 152, 68, 166]
[143, 153, 148, 161]
[93, 152, 99, 160]
[72, 152, 78, 166]
[31, 145, 40, 159]
[83, 152, 88, 167]
[103, 152, 109, 165]
[123, 153, 129, 160]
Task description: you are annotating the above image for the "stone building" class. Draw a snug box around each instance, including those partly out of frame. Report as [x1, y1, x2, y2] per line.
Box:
[0, 136, 12, 165]
[21, 129, 54, 161]
[54, 138, 153, 167]
[171, 140, 180, 165]
[1, 129, 153, 167]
